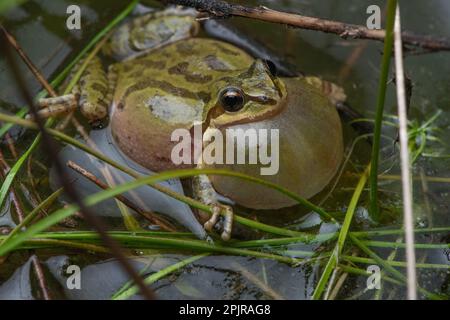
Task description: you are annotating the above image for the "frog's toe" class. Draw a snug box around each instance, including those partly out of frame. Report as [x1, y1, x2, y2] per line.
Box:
[204, 203, 234, 241]
[30, 94, 78, 119]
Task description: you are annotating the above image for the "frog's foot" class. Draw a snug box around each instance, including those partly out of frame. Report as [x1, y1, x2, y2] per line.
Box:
[304, 76, 347, 106]
[31, 94, 78, 119]
[30, 56, 112, 128]
[193, 174, 234, 241]
[204, 203, 234, 241]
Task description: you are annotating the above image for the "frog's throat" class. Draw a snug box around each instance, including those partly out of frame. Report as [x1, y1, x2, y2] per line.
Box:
[208, 78, 288, 130]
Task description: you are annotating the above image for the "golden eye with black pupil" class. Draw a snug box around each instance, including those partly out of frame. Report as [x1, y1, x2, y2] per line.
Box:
[219, 87, 245, 112]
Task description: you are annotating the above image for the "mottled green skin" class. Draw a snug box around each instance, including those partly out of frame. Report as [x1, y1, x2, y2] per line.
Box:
[76, 56, 110, 122]
[109, 39, 286, 171]
[76, 7, 343, 209]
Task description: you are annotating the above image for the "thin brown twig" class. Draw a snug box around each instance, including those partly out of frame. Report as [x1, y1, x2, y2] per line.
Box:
[30, 255, 51, 300]
[0, 153, 25, 222]
[0, 24, 58, 97]
[166, 0, 450, 52]
[3, 133, 46, 215]
[26, 155, 44, 205]
[67, 160, 178, 232]
[5, 133, 18, 159]
[0, 150, 52, 299]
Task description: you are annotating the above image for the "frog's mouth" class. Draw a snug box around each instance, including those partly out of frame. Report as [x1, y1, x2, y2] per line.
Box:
[208, 77, 288, 130]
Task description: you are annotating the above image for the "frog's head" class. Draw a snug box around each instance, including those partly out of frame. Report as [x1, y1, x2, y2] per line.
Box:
[207, 59, 287, 129]
[204, 76, 344, 210]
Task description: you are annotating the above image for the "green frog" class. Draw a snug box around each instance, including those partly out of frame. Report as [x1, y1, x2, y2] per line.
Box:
[36, 7, 344, 240]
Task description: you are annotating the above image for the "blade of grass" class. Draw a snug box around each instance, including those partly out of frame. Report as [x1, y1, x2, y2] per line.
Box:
[339, 265, 403, 286]
[0, 187, 63, 247]
[361, 240, 449, 250]
[1, 232, 301, 265]
[369, 0, 397, 220]
[0, 135, 39, 208]
[25, 230, 195, 239]
[0, 107, 27, 139]
[349, 234, 443, 300]
[0, 0, 26, 14]
[231, 232, 337, 248]
[16, 238, 110, 253]
[112, 254, 208, 300]
[312, 165, 370, 300]
[0, 230, 335, 251]
[0, 167, 332, 257]
[343, 255, 449, 269]
[351, 226, 450, 237]
[111, 261, 155, 299]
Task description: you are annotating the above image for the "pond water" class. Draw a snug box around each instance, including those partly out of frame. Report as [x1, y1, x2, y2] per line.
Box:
[0, 0, 449, 300]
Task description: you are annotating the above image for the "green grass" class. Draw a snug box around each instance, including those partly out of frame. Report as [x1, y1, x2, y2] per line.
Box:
[369, 0, 398, 220]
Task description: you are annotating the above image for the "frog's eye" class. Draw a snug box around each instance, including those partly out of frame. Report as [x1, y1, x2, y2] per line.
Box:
[219, 87, 245, 112]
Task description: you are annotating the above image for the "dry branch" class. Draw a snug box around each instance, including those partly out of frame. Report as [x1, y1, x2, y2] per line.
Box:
[166, 0, 450, 52]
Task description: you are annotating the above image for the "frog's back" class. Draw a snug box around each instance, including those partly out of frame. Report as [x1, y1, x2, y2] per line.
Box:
[113, 38, 254, 107]
[110, 38, 255, 171]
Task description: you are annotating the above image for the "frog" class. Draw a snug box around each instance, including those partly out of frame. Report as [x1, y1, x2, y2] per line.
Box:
[35, 6, 344, 241]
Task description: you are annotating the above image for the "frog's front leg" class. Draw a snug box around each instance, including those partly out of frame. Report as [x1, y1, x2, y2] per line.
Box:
[192, 174, 234, 241]
[35, 94, 78, 118]
[35, 56, 114, 127]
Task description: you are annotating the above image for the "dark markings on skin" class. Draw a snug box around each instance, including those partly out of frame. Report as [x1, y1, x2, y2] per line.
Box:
[117, 102, 124, 110]
[121, 79, 211, 105]
[214, 43, 240, 56]
[168, 62, 213, 84]
[168, 62, 189, 74]
[128, 26, 141, 53]
[175, 41, 195, 55]
[91, 83, 108, 94]
[121, 59, 166, 77]
[217, 76, 241, 87]
[120, 63, 134, 73]
[219, 64, 269, 88]
[135, 59, 166, 70]
[128, 69, 145, 79]
[185, 71, 213, 84]
[204, 55, 230, 71]
[96, 99, 109, 110]
[238, 62, 258, 79]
